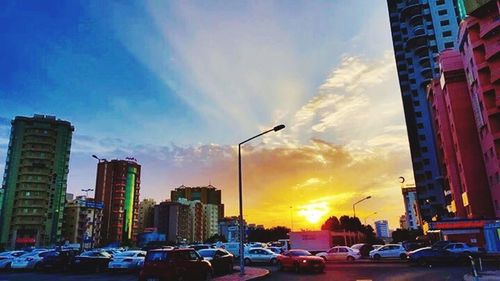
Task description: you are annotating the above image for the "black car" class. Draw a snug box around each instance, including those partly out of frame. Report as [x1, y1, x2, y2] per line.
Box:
[407, 247, 465, 266]
[198, 249, 234, 275]
[38, 249, 80, 272]
[351, 244, 374, 258]
[70, 250, 112, 273]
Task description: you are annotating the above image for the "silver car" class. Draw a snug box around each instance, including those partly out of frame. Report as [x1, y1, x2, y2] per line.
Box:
[0, 251, 25, 270]
[11, 251, 50, 270]
[244, 248, 279, 265]
[108, 250, 146, 271]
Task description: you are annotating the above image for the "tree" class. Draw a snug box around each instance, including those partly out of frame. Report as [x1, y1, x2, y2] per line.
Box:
[321, 216, 342, 231]
[204, 234, 227, 244]
[247, 226, 290, 242]
[391, 228, 423, 243]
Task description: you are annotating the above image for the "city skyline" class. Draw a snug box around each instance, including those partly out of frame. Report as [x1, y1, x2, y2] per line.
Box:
[0, 1, 413, 230]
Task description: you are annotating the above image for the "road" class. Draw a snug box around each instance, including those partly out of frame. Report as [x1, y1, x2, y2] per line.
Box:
[261, 262, 491, 281]
[0, 262, 495, 281]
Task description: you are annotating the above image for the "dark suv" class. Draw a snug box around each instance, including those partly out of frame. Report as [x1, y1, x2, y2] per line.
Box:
[139, 248, 213, 281]
[38, 249, 80, 272]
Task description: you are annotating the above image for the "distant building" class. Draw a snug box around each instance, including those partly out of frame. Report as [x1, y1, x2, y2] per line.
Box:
[61, 196, 103, 248]
[203, 204, 219, 240]
[138, 199, 156, 233]
[401, 187, 420, 229]
[154, 201, 190, 243]
[171, 185, 224, 219]
[387, 0, 462, 222]
[375, 220, 390, 238]
[399, 215, 408, 229]
[95, 159, 141, 246]
[66, 193, 74, 201]
[137, 229, 166, 248]
[0, 114, 74, 248]
[219, 216, 246, 243]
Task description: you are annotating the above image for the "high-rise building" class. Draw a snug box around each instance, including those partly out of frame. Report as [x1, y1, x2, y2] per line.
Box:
[171, 185, 224, 219]
[401, 186, 420, 229]
[95, 159, 141, 245]
[387, 0, 462, 221]
[428, 49, 495, 218]
[456, 0, 500, 216]
[203, 204, 219, 240]
[0, 115, 73, 248]
[61, 196, 103, 247]
[375, 220, 390, 238]
[399, 214, 408, 229]
[154, 201, 190, 243]
[138, 199, 156, 233]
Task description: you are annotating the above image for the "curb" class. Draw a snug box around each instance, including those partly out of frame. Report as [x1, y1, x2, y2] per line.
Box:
[246, 269, 271, 280]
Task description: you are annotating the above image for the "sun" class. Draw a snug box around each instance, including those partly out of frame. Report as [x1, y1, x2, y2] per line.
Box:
[298, 202, 330, 225]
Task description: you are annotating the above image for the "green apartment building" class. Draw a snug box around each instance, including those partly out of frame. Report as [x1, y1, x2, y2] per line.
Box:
[0, 115, 73, 248]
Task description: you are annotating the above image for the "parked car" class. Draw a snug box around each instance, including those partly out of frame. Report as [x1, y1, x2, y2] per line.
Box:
[372, 244, 384, 250]
[316, 246, 361, 261]
[277, 249, 325, 273]
[139, 248, 213, 281]
[198, 248, 234, 275]
[244, 248, 279, 265]
[69, 250, 112, 273]
[189, 244, 212, 251]
[223, 242, 242, 257]
[431, 240, 454, 249]
[350, 243, 374, 258]
[267, 247, 283, 254]
[369, 244, 407, 260]
[442, 242, 480, 255]
[0, 251, 25, 270]
[108, 250, 146, 271]
[11, 251, 50, 270]
[407, 247, 465, 266]
[38, 249, 80, 272]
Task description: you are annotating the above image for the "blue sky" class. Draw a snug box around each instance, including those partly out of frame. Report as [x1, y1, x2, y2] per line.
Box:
[0, 1, 414, 229]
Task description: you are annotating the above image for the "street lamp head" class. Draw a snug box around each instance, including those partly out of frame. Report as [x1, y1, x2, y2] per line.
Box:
[366, 196, 372, 199]
[273, 124, 286, 132]
[92, 155, 100, 160]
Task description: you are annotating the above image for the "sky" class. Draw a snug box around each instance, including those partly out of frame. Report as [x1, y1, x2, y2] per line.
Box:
[0, 1, 415, 231]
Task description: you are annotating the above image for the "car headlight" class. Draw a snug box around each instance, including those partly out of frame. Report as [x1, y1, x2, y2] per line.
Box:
[302, 260, 307, 263]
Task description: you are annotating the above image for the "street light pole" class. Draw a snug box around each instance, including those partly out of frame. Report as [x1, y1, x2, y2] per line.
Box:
[364, 212, 377, 225]
[81, 188, 94, 198]
[238, 124, 285, 276]
[353, 196, 372, 218]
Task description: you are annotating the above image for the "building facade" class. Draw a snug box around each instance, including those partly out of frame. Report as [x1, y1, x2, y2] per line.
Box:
[402, 186, 420, 229]
[154, 201, 190, 243]
[456, 0, 500, 216]
[138, 198, 156, 233]
[375, 220, 390, 238]
[218, 216, 246, 243]
[171, 185, 224, 219]
[95, 159, 141, 245]
[387, 0, 462, 221]
[0, 115, 73, 248]
[428, 49, 495, 218]
[61, 196, 103, 247]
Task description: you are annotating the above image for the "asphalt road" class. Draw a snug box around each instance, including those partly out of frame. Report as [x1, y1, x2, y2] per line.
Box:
[261, 262, 496, 281]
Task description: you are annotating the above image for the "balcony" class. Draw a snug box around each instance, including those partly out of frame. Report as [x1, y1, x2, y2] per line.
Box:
[419, 57, 431, 68]
[480, 16, 500, 39]
[485, 41, 500, 60]
[406, 33, 427, 50]
[421, 67, 433, 79]
[401, 2, 422, 20]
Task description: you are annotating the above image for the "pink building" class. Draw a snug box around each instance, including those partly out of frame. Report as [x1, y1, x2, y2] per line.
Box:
[429, 49, 494, 218]
[457, 0, 500, 216]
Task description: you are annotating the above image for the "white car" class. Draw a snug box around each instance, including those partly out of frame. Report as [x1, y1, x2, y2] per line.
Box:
[11, 251, 50, 270]
[369, 244, 407, 260]
[244, 248, 279, 265]
[316, 246, 361, 261]
[442, 243, 480, 255]
[0, 251, 25, 270]
[108, 250, 146, 271]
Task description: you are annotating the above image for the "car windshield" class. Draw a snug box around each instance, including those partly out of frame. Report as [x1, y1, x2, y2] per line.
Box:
[351, 244, 363, 249]
[44, 251, 59, 257]
[146, 251, 169, 262]
[116, 252, 138, 257]
[80, 251, 107, 257]
[289, 250, 312, 256]
[198, 249, 216, 258]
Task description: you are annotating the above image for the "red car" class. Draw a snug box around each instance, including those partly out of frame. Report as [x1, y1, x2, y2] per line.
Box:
[139, 248, 213, 281]
[277, 249, 325, 273]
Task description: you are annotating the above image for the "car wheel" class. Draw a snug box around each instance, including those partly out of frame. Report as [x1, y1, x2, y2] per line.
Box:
[417, 258, 428, 267]
[293, 263, 301, 274]
[204, 270, 212, 281]
[5, 263, 11, 271]
[400, 253, 407, 260]
[94, 265, 101, 273]
[244, 258, 251, 266]
[34, 263, 41, 271]
[373, 254, 381, 260]
[270, 258, 278, 265]
[228, 262, 233, 274]
[320, 256, 327, 261]
[278, 262, 284, 271]
[463, 251, 471, 257]
[347, 256, 355, 262]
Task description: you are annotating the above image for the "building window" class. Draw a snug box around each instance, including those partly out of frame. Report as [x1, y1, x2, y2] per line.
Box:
[440, 20, 450, 26]
[436, 0, 445, 5]
[496, 172, 500, 184]
[496, 200, 499, 210]
[416, 112, 422, 118]
[443, 31, 452, 37]
[438, 9, 447, 15]
[419, 135, 426, 141]
[444, 42, 454, 48]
